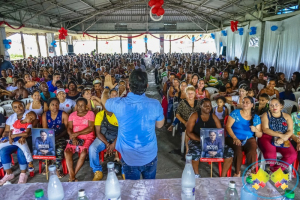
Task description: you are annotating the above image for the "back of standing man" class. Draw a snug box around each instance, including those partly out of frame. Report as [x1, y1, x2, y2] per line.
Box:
[101, 69, 164, 180]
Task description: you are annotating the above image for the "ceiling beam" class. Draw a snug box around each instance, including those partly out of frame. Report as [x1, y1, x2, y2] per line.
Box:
[208, 0, 241, 15]
[79, 0, 99, 11]
[194, 0, 211, 10]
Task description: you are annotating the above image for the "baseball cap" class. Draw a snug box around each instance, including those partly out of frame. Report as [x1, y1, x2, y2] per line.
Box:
[93, 80, 101, 85]
[56, 88, 66, 94]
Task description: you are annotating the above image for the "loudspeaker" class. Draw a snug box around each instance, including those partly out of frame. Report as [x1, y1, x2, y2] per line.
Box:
[222, 46, 226, 56]
[68, 45, 74, 53]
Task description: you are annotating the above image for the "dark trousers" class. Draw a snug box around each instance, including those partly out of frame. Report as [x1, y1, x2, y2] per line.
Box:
[155, 69, 159, 85]
[225, 137, 257, 174]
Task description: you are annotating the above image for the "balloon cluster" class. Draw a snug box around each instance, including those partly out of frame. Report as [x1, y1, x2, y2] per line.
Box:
[211, 33, 215, 39]
[3, 39, 12, 49]
[221, 30, 227, 36]
[128, 43, 132, 50]
[230, 21, 238, 32]
[51, 41, 57, 47]
[144, 37, 148, 43]
[249, 27, 257, 35]
[58, 27, 68, 40]
[148, 0, 165, 16]
[238, 28, 244, 36]
[191, 36, 196, 42]
[220, 42, 223, 47]
[271, 25, 284, 35]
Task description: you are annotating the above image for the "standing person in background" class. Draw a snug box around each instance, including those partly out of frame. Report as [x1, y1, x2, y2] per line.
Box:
[101, 69, 164, 180]
[135, 60, 146, 72]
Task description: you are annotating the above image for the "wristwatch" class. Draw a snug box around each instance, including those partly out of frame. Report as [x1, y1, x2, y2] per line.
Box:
[104, 86, 110, 90]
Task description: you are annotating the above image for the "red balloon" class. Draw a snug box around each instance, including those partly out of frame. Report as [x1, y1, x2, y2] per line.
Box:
[159, 0, 164, 4]
[148, 0, 155, 7]
[152, 7, 158, 14]
[157, 8, 165, 16]
[155, 2, 162, 7]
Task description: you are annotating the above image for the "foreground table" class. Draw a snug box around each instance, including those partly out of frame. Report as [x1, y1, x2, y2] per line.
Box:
[0, 177, 282, 200]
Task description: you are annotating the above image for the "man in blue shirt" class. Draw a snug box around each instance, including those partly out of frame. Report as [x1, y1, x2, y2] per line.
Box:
[202, 131, 223, 158]
[33, 130, 55, 156]
[0, 57, 14, 78]
[101, 69, 164, 180]
[47, 73, 60, 92]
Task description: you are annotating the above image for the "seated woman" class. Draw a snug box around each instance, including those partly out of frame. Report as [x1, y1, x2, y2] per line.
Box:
[230, 76, 239, 93]
[195, 79, 210, 100]
[56, 88, 76, 114]
[24, 74, 40, 94]
[167, 78, 180, 124]
[291, 101, 300, 164]
[225, 96, 262, 177]
[31, 70, 40, 82]
[257, 72, 266, 91]
[40, 82, 56, 102]
[66, 81, 81, 101]
[276, 72, 287, 88]
[226, 84, 250, 109]
[257, 79, 279, 99]
[190, 74, 199, 89]
[42, 98, 69, 178]
[290, 72, 300, 90]
[0, 146, 28, 185]
[65, 98, 95, 182]
[26, 90, 48, 116]
[279, 83, 295, 101]
[258, 98, 297, 172]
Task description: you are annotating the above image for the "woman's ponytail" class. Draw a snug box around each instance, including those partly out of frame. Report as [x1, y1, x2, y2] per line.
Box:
[244, 96, 255, 126]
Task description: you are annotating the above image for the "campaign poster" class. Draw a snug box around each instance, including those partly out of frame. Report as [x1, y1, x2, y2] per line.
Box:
[32, 128, 56, 160]
[200, 128, 224, 161]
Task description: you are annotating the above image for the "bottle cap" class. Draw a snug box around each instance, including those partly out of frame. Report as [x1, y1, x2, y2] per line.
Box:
[107, 162, 115, 169]
[35, 189, 44, 198]
[186, 154, 192, 161]
[228, 181, 236, 188]
[246, 176, 253, 184]
[78, 189, 86, 197]
[48, 165, 56, 172]
[284, 190, 295, 199]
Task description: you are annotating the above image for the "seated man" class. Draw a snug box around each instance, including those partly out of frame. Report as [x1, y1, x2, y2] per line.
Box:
[89, 103, 119, 181]
[202, 131, 223, 158]
[33, 130, 55, 156]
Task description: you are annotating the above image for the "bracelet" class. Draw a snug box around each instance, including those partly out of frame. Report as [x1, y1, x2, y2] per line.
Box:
[104, 86, 110, 90]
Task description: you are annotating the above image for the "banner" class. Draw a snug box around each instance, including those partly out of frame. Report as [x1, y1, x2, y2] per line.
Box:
[32, 128, 56, 160]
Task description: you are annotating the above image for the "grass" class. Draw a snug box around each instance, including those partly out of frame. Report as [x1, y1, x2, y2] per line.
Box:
[10, 54, 24, 60]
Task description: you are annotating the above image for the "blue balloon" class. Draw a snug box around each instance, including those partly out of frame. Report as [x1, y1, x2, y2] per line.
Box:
[211, 33, 215, 39]
[271, 25, 278, 31]
[53, 44, 57, 48]
[191, 36, 196, 42]
[4, 44, 11, 49]
[199, 34, 203, 37]
[144, 37, 148, 43]
[128, 43, 132, 50]
[220, 42, 223, 47]
[221, 30, 227, 36]
[249, 26, 257, 35]
[3, 39, 9, 45]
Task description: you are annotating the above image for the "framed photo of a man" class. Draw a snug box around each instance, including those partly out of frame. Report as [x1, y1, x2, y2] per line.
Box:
[200, 128, 224, 159]
[32, 128, 56, 160]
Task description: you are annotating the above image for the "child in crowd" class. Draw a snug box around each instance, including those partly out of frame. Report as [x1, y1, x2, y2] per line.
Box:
[255, 93, 269, 116]
[0, 111, 37, 171]
[213, 86, 228, 100]
[213, 96, 228, 127]
[247, 88, 257, 102]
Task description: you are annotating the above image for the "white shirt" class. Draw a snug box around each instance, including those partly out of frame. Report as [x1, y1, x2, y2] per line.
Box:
[6, 85, 18, 91]
[6, 110, 30, 128]
[59, 99, 76, 114]
[135, 65, 146, 72]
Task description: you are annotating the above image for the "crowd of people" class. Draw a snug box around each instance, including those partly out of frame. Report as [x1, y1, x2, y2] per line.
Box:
[0, 52, 299, 185]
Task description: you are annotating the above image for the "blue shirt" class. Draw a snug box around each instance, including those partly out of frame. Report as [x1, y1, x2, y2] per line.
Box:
[105, 92, 164, 166]
[279, 92, 295, 101]
[34, 137, 54, 153]
[229, 109, 261, 140]
[47, 80, 57, 92]
[0, 61, 14, 78]
[40, 92, 56, 102]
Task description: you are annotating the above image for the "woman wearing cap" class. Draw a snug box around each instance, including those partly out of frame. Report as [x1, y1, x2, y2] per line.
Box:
[66, 81, 81, 101]
[57, 88, 76, 114]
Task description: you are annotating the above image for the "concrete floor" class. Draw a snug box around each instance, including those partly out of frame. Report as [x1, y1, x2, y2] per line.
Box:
[6, 71, 300, 198]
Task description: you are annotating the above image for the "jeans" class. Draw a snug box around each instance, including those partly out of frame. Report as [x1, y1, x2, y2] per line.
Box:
[33, 150, 55, 156]
[0, 145, 27, 170]
[89, 138, 106, 173]
[167, 100, 173, 123]
[121, 156, 157, 180]
[171, 118, 180, 126]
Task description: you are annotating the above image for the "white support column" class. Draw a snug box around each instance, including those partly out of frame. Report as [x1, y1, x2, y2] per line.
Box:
[20, 31, 26, 58]
[36, 33, 41, 57]
[120, 36, 122, 54]
[169, 35, 171, 54]
[59, 39, 63, 55]
[160, 34, 164, 54]
[0, 25, 9, 60]
[96, 35, 98, 54]
[46, 33, 56, 57]
[192, 35, 195, 53]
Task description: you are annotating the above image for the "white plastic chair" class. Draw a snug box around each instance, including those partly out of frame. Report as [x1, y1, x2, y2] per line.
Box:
[21, 98, 33, 106]
[294, 92, 300, 104]
[206, 87, 219, 95]
[0, 107, 4, 115]
[296, 87, 300, 92]
[2, 104, 14, 117]
[225, 103, 231, 114]
[283, 100, 298, 114]
[274, 87, 285, 93]
[210, 93, 219, 101]
[211, 100, 217, 108]
[0, 100, 13, 106]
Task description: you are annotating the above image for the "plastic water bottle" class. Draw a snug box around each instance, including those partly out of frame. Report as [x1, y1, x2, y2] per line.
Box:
[282, 190, 295, 200]
[105, 162, 121, 200]
[48, 165, 64, 200]
[35, 189, 48, 200]
[240, 177, 257, 200]
[78, 189, 88, 200]
[181, 154, 195, 200]
[224, 181, 238, 200]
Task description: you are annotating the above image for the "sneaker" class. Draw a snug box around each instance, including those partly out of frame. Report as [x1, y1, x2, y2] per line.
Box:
[0, 173, 15, 185]
[92, 171, 103, 181]
[195, 174, 201, 178]
[28, 162, 34, 172]
[18, 173, 28, 184]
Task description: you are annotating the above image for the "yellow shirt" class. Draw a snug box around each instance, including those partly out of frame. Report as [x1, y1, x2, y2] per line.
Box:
[95, 110, 118, 126]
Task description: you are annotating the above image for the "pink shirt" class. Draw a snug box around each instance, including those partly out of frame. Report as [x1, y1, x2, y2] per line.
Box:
[68, 111, 95, 140]
[195, 89, 206, 100]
